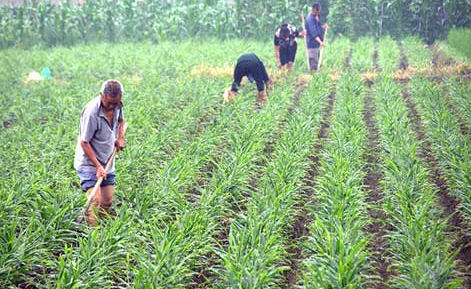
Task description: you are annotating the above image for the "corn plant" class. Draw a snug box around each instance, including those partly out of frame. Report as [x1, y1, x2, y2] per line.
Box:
[374, 76, 461, 288]
[409, 78, 471, 233]
[351, 37, 375, 72]
[377, 36, 400, 73]
[0, 0, 315, 48]
[219, 73, 332, 287]
[402, 37, 432, 70]
[303, 72, 370, 288]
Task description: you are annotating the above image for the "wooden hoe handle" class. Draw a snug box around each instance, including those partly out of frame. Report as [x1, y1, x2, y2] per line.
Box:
[81, 122, 128, 219]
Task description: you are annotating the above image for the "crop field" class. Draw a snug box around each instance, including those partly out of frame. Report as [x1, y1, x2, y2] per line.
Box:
[1, 36, 471, 288]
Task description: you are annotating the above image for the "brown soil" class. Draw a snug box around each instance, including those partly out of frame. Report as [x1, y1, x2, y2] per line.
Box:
[15, 281, 39, 289]
[3, 119, 15, 128]
[345, 48, 353, 69]
[459, 73, 471, 80]
[401, 87, 471, 288]
[284, 88, 336, 287]
[189, 216, 232, 288]
[399, 44, 408, 70]
[363, 92, 393, 289]
[185, 178, 205, 204]
[431, 45, 455, 69]
[190, 79, 307, 288]
[287, 81, 307, 116]
[373, 49, 380, 70]
[185, 105, 225, 206]
[264, 81, 306, 157]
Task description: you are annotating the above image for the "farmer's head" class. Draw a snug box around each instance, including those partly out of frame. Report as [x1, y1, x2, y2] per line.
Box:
[100, 79, 123, 111]
[280, 24, 290, 40]
[311, 3, 321, 16]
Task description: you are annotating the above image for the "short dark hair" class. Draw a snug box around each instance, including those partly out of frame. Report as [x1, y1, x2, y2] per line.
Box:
[101, 80, 123, 98]
[312, 3, 320, 11]
[280, 24, 290, 38]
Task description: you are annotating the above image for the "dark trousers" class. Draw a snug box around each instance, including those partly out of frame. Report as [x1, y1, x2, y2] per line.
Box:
[232, 60, 269, 92]
[280, 42, 297, 65]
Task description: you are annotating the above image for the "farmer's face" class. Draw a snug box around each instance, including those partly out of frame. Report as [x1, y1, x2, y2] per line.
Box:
[312, 8, 320, 16]
[101, 92, 122, 111]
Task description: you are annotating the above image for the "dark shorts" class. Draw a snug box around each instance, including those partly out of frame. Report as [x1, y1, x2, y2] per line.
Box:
[77, 171, 116, 192]
[280, 42, 297, 65]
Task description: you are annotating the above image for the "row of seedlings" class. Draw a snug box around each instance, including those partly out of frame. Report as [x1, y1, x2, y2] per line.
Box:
[374, 76, 461, 288]
[409, 77, 471, 232]
[377, 36, 400, 73]
[123, 81, 256, 226]
[439, 41, 470, 65]
[323, 37, 351, 71]
[50, 81, 249, 288]
[444, 78, 471, 133]
[131, 77, 297, 287]
[218, 73, 332, 287]
[123, 78, 229, 185]
[402, 37, 432, 70]
[351, 37, 375, 72]
[121, 77, 230, 195]
[0, 66, 227, 288]
[302, 72, 370, 288]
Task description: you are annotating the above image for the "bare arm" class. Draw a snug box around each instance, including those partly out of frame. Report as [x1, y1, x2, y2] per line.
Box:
[116, 120, 126, 151]
[80, 140, 106, 178]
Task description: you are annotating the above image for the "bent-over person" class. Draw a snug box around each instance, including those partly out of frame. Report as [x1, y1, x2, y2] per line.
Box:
[225, 53, 271, 103]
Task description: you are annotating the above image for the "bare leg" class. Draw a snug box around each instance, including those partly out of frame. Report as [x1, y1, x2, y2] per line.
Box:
[99, 185, 114, 218]
[86, 186, 100, 226]
[258, 91, 266, 103]
[85, 185, 114, 225]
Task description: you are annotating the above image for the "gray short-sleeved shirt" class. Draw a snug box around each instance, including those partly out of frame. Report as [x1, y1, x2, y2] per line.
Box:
[74, 96, 123, 173]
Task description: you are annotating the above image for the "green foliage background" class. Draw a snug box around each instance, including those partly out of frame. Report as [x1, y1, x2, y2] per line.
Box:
[0, 0, 470, 48]
[447, 28, 471, 60]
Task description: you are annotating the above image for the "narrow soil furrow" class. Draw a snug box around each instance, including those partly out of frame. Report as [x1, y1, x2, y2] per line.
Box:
[284, 88, 336, 288]
[458, 72, 471, 81]
[263, 81, 307, 160]
[183, 105, 238, 206]
[250, 81, 307, 205]
[194, 105, 223, 134]
[430, 45, 455, 69]
[399, 44, 408, 70]
[363, 92, 392, 289]
[190, 82, 302, 288]
[401, 87, 471, 288]
[345, 47, 353, 70]
[373, 49, 380, 71]
[151, 99, 225, 172]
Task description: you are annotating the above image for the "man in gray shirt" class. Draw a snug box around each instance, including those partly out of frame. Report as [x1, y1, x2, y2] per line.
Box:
[74, 80, 126, 225]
